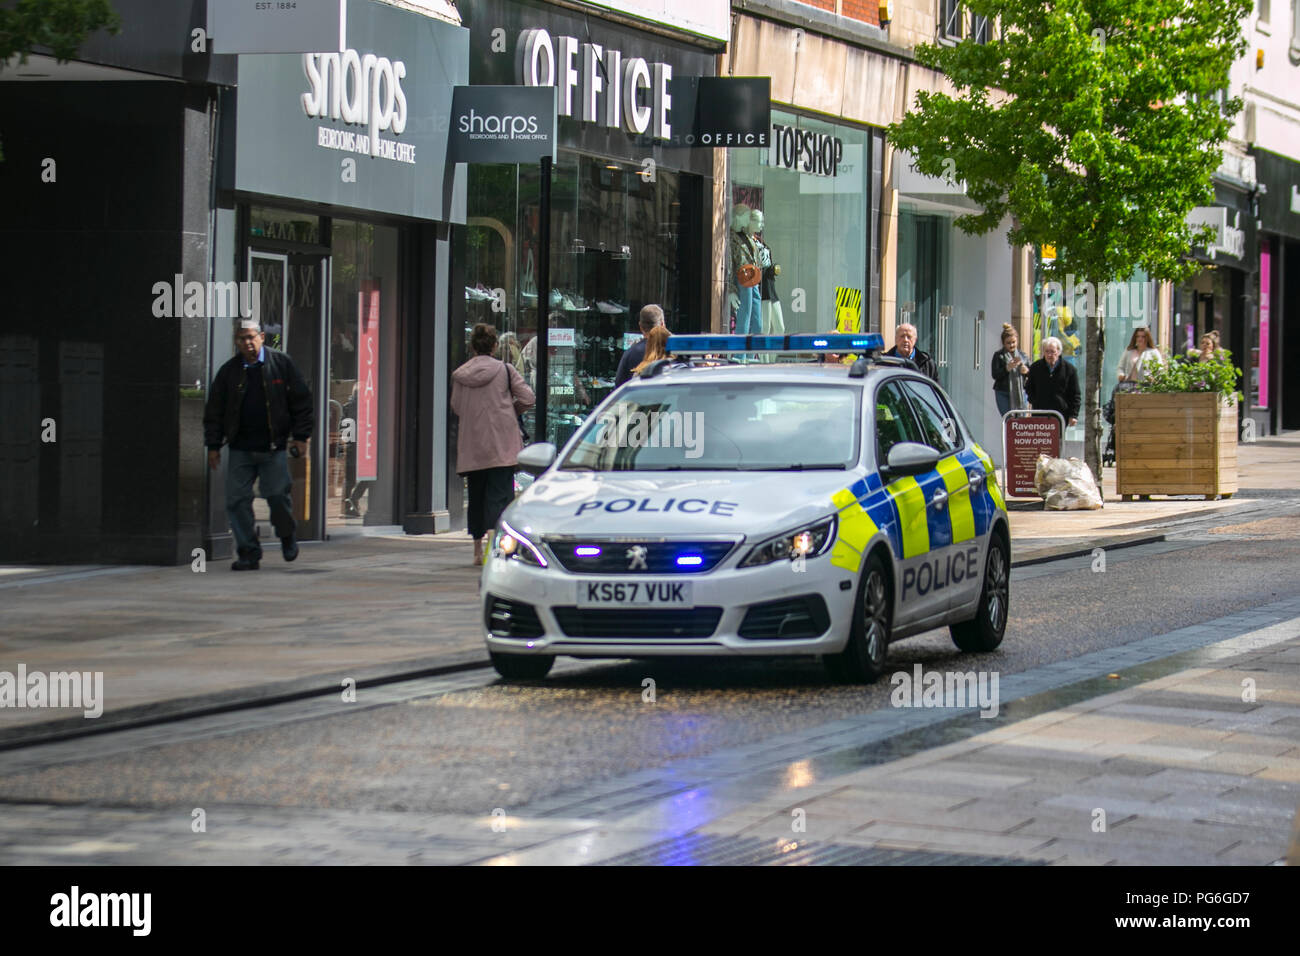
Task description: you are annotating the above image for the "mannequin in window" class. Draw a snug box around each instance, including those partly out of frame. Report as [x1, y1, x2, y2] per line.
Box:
[727, 204, 761, 336]
[749, 209, 784, 339]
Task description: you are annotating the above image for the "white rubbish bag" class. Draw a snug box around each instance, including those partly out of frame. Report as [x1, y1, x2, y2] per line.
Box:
[1033, 455, 1104, 511]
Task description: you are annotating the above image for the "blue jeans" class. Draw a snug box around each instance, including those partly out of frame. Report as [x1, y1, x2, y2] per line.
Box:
[995, 390, 1013, 417]
[226, 448, 295, 559]
[735, 285, 761, 336]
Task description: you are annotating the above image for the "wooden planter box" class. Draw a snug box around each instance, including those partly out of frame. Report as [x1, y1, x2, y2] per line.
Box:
[1115, 392, 1237, 500]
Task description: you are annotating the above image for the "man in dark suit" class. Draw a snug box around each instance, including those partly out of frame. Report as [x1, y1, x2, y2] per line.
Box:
[1026, 336, 1081, 426]
[883, 322, 939, 382]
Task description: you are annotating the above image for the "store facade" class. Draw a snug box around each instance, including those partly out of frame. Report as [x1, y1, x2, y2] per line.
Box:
[215, 0, 468, 545]
[0, 1, 236, 564]
[450, 0, 723, 480]
[1251, 147, 1299, 433]
[723, 9, 889, 341]
[1174, 159, 1258, 434]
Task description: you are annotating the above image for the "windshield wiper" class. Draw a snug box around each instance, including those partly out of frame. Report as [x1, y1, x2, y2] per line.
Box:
[737, 463, 848, 471]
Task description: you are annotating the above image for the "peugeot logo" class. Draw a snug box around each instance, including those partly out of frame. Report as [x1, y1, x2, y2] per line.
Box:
[626, 545, 648, 571]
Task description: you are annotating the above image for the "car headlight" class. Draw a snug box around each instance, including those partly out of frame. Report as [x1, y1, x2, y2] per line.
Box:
[493, 520, 548, 568]
[739, 516, 837, 569]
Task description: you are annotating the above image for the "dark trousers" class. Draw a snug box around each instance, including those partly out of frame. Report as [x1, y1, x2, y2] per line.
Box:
[465, 466, 515, 540]
[226, 448, 295, 559]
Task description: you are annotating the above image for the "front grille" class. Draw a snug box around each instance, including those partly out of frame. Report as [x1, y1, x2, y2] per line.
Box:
[484, 595, 545, 638]
[552, 607, 723, 639]
[738, 595, 831, 640]
[547, 539, 736, 574]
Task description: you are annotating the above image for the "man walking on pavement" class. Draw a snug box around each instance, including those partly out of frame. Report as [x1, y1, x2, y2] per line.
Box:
[615, 304, 665, 386]
[204, 321, 314, 571]
[883, 322, 939, 382]
[1027, 335, 1081, 426]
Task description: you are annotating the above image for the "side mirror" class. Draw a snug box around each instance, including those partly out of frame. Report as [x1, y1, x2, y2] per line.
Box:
[516, 442, 557, 475]
[883, 442, 941, 478]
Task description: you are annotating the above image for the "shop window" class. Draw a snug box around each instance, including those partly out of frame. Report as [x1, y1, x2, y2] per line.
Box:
[330, 220, 399, 526]
[460, 156, 703, 448]
[730, 112, 870, 339]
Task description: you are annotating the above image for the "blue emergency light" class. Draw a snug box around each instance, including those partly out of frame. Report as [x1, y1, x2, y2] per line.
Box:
[665, 333, 885, 355]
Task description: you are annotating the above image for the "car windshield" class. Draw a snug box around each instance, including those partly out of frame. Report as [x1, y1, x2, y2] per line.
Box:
[560, 381, 861, 471]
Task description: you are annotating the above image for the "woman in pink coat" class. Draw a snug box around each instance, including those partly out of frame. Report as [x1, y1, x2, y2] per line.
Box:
[451, 324, 536, 565]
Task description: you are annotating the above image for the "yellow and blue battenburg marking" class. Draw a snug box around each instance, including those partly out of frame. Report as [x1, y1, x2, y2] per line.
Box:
[828, 448, 1005, 571]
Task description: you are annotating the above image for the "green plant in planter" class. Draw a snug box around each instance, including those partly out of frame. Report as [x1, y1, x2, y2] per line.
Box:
[1137, 350, 1241, 402]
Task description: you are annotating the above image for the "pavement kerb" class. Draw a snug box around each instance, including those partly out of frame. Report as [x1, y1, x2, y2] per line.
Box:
[1009, 532, 1165, 567]
[0, 652, 492, 752]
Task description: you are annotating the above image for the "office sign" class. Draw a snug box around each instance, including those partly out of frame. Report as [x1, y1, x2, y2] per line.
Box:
[209, 0, 345, 54]
[664, 76, 770, 148]
[448, 86, 556, 163]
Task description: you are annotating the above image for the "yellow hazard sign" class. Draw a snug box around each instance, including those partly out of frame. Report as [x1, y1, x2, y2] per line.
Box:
[835, 287, 862, 333]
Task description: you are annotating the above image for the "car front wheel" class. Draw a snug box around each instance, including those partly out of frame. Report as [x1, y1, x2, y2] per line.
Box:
[825, 551, 893, 683]
[490, 651, 554, 681]
[949, 534, 1009, 653]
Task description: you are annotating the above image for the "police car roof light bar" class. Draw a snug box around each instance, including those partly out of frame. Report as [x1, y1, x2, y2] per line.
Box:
[665, 333, 886, 355]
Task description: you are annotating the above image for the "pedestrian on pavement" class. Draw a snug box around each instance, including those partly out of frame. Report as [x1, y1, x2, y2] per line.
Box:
[1117, 327, 1165, 384]
[884, 322, 939, 381]
[204, 321, 314, 571]
[1026, 336, 1081, 426]
[1185, 330, 1222, 363]
[615, 304, 665, 386]
[632, 325, 672, 374]
[451, 323, 536, 566]
[991, 323, 1030, 416]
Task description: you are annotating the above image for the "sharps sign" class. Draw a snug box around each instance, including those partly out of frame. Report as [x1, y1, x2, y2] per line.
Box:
[448, 86, 557, 164]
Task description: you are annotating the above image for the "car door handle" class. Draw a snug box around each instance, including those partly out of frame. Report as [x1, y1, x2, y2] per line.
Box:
[931, 488, 948, 510]
[968, 469, 985, 490]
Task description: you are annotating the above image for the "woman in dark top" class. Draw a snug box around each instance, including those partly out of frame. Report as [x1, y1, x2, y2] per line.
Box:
[991, 323, 1030, 416]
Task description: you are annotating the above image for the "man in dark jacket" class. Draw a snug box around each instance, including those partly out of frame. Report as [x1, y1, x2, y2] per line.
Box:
[883, 322, 939, 382]
[204, 322, 314, 570]
[615, 304, 665, 386]
[1026, 336, 1081, 425]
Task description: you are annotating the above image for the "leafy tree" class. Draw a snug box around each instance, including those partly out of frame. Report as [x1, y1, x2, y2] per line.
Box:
[0, 0, 119, 64]
[0, 0, 120, 160]
[888, 0, 1250, 481]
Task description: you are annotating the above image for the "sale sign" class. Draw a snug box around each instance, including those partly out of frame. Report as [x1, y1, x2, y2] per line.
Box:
[1005, 415, 1061, 497]
[357, 282, 380, 482]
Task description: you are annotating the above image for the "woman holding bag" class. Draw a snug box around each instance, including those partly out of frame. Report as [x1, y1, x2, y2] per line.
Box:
[991, 323, 1030, 416]
[451, 324, 536, 566]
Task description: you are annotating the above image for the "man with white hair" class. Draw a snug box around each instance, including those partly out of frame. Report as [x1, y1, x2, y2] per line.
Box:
[203, 321, 314, 570]
[1026, 336, 1080, 426]
[883, 322, 939, 381]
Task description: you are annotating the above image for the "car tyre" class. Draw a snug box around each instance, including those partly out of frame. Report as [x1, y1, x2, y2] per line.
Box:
[949, 533, 1009, 653]
[824, 551, 892, 683]
[490, 651, 554, 681]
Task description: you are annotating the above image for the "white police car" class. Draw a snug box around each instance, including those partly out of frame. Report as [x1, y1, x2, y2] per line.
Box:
[482, 333, 1010, 682]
